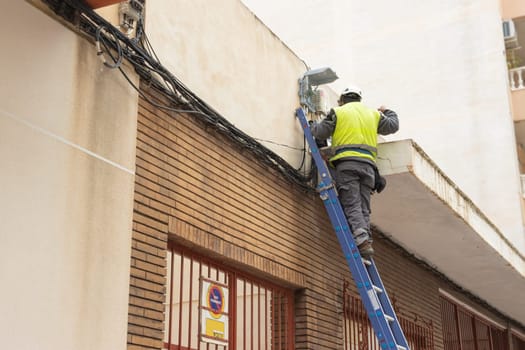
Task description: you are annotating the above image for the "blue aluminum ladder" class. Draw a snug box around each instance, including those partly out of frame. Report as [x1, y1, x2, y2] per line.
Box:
[296, 107, 410, 350]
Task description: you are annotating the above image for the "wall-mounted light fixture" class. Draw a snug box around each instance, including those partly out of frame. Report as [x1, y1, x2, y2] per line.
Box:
[299, 67, 338, 112]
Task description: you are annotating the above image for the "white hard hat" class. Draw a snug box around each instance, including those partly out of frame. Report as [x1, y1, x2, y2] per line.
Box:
[341, 86, 362, 98]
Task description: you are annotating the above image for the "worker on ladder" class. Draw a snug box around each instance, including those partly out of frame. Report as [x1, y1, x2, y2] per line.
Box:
[310, 86, 399, 257]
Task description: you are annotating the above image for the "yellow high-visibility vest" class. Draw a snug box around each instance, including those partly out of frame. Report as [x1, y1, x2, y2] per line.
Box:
[330, 102, 380, 164]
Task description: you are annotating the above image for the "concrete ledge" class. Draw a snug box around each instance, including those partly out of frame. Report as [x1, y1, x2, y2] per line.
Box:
[373, 139, 525, 324]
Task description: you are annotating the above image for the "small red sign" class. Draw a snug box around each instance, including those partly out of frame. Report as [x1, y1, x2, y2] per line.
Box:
[207, 284, 224, 318]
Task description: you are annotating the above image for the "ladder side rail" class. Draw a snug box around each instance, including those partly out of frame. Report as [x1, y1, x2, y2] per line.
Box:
[318, 188, 372, 289]
[319, 187, 400, 349]
[295, 108, 374, 295]
[367, 262, 410, 348]
[295, 109, 334, 187]
[296, 108, 401, 348]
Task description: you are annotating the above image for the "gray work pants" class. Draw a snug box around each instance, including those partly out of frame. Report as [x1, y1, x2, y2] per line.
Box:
[334, 160, 375, 246]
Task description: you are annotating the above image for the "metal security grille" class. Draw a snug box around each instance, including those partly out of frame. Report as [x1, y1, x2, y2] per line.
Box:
[164, 243, 294, 350]
[513, 333, 525, 350]
[343, 282, 434, 350]
[343, 288, 380, 350]
[439, 296, 508, 350]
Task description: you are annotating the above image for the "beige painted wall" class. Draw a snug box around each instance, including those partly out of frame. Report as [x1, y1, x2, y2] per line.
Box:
[501, 0, 525, 19]
[242, 0, 525, 253]
[0, 2, 138, 349]
[512, 89, 525, 121]
[144, 0, 310, 170]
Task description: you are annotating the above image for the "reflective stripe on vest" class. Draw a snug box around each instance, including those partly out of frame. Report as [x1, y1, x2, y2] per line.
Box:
[335, 146, 373, 157]
[330, 102, 380, 164]
[334, 143, 378, 154]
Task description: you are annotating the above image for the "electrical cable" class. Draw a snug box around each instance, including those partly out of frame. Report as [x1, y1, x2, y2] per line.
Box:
[117, 64, 214, 118]
[95, 25, 123, 69]
[252, 138, 305, 151]
[141, 21, 161, 63]
[295, 135, 307, 172]
[45, 0, 315, 191]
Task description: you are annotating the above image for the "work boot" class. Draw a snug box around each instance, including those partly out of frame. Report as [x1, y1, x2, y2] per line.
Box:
[358, 241, 374, 257]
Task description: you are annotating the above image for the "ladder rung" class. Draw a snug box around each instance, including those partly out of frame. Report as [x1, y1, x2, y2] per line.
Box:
[385, 314, 395, 322]
[373, 285, 383, 293]
[361, 258, 372, 266]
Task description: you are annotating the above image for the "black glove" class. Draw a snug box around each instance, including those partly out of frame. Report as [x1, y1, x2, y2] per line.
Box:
[373, 165, 387, 193]
[326, 109, 336, 121]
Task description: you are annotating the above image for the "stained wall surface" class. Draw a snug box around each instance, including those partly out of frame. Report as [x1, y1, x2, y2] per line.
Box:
[143, 0, 311, 171]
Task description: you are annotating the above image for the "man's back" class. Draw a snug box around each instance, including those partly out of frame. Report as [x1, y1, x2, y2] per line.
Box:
[309, 86, 399, 257]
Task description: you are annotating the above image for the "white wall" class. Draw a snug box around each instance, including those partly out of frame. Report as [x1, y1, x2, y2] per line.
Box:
[0, 2, 138, 349]
[242, 0, 525, 250]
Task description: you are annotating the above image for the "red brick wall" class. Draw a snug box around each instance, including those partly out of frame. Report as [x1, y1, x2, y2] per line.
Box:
[128, 87, 523, 349]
